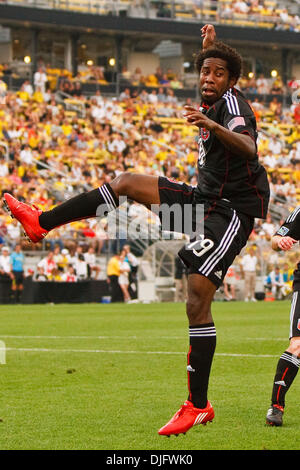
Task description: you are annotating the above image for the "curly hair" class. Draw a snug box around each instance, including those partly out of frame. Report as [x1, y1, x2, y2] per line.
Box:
[194, 41, 242, 81]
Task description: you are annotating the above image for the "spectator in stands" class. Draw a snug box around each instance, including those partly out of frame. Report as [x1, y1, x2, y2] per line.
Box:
[265, 266, 285, 300]
[84, 246, 101, 279]
[256, 73, 269, 95]
[148, 90, 158, 105]
[222, 265, 237, 301]
[34, 67, 48, 93]
[174, 255, 188, 302]
[0, 78, 7, 104]
[165, 88, 178, 104]
[118, 248, 131, 302]
[0, 155, 8, 178]
[157, 87, 166, 102]
[6, 218, 21, 247]
[240, 246, 258, 302]
[75, 253, 88, 280]
[37, 251, 56, 277]
[61, 264, 77, 282]
[34, 266, 48, 282]
[269, 97, 282, 119]
[233, 0, 250, 14]
[123, 243, 139, 298]
[48, 266, 63, 282]
[270, 77, 284, 95]
[260, 213, 276, 240]
[0, 246, 13, 303]
[131, 67, 143, 86]
[10, 243, 25, 303]
[119, 88, 131, 101]
[20, 144, 33, 166]
[293, 102, 300, 125]
[287, 77, 299, 94]
[268, 136, 283, 156]
[159, 74, 170, 87]
[107, 252, 122, 302]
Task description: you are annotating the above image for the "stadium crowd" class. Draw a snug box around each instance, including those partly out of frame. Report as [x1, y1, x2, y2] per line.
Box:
[14, 63, 298, 97]
[6, 0, 299, 32]
[0, 63, 298, 301]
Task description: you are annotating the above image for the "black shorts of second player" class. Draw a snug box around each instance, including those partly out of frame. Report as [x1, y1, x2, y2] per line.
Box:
[13, 271, 24, 286]
[158, 176, 254, 288]
[289, 290, 300, 339]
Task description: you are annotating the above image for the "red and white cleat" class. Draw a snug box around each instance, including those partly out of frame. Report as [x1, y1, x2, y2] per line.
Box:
[158, 400, 214, 437]
[3, 193, 48, 243]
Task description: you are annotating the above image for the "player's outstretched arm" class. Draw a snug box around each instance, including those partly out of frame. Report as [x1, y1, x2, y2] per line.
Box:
[271, 235, 297, 251]
[183, 105, 256, 160]
[201, 24, 216, 50]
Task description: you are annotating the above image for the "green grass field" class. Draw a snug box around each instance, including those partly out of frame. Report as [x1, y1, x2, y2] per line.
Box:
[0, 300, 299, 450]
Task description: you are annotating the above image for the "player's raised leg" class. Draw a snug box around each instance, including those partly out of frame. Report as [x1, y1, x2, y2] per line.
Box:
[3, 173, 160, 243]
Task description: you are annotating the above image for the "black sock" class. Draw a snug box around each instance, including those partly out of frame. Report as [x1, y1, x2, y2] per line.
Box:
[271, 351, 300, 408]
[39, 184, 119, 231]
[187, 323, 216, 409]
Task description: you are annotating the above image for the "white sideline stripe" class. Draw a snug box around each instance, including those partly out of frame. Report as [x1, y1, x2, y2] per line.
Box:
[0, 335, 184, 340]
[0, 335, 288, 341]
[1, 347, 280, 358]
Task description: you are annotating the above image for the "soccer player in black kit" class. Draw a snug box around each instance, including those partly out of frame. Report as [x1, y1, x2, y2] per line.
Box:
[4, 25, 270, 436]
[266, 206, 300, 427]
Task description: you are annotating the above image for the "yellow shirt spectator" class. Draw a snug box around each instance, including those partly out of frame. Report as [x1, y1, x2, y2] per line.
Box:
[33, 90, 44, 103]
[107, 255, 121, 277]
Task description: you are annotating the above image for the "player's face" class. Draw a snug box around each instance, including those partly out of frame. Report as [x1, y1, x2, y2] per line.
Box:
[199, 58, 236, 104]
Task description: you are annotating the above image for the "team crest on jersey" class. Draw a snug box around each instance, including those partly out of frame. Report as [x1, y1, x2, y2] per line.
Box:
[200, 128, 210, 142]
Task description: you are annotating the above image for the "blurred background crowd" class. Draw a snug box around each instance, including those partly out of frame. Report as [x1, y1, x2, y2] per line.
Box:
[0, 61, 298, 302]
[0, 0, 298, 302]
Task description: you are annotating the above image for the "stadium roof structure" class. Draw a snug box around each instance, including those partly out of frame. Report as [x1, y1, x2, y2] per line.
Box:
[0, 3, 300, 51]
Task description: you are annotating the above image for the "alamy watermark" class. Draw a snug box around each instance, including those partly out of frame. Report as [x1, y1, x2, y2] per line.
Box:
[95, 197, 205, 244]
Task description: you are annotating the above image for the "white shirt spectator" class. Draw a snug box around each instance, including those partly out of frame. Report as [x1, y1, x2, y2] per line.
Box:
[23, 82, 33, 96]
[84, 250, 96, 266]
[263, 153, 278, 168]
[269, 138, 282, 155]
[241, 254, 257, 272]
[75, 256, 88, 279]
[91, 104, 106, 121]
[148, 91, 158, 104]
[38, 256, 56, 275]
[261, 220, 275, 238]
[7, 220, 21, 243]
[91, 91, 104, 106]
[107, 135, 127, 154]
[118, 260, 131, 285]
[0, 251, 12, 273]
[256, 76, 269, 94]
[234, 0, 249, 13]
[0, 159, 8, 177]
[20, 146, 33, 165]
[34, 68, 48, 92]
[7, 127, 22, 140]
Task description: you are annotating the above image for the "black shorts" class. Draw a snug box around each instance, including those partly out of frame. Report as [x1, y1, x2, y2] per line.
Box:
[13, 271, 24, 286]
[158, 176, 254, 288]
[289, 290, 300, 339]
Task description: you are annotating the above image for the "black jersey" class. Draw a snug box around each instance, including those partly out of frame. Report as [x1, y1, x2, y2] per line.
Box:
[194, 87, 270, 219]
[276, 206, 300, 291]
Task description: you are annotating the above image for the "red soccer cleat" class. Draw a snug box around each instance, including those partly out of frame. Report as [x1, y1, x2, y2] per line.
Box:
[3, 193, 48, 243]
[158, 400, 214, 436]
